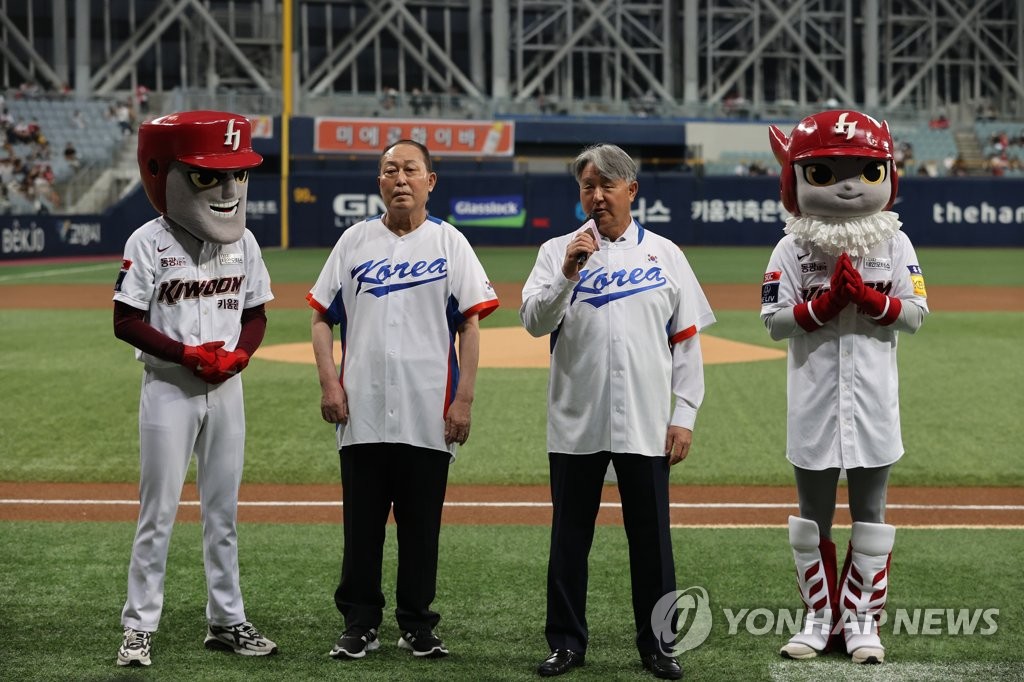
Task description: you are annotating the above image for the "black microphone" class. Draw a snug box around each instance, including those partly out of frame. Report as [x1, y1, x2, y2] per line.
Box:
[576, 213, 598, 267]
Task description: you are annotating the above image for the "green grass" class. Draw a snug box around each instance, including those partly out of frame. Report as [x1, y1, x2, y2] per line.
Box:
[2, 303, 1024, 483]
[0, 307, 1021, 486]
[0, 246, 1021, 681]
[0, 522, 1020, 681]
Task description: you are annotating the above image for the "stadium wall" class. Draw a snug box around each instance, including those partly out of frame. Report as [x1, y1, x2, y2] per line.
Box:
[4, 112, 1024, 260]
[2, 174, 1024, 261]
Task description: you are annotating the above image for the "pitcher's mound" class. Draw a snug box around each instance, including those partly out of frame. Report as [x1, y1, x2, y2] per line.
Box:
[259, 327, 785, 368]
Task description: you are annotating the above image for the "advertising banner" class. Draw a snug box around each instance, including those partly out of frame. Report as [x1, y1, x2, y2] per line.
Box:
[314, 117, 514, 157]
[3, 174, 1024, 262]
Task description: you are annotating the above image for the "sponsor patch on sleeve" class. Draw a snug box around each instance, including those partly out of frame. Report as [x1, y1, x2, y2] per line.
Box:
[763, 271, 782, 283]
[762, 282, 780, 304]
[908, 265, 926, 297]
[114, 259, 132, 292]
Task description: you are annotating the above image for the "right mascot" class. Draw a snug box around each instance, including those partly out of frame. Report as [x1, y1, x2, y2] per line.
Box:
[760, 110, 929, 664]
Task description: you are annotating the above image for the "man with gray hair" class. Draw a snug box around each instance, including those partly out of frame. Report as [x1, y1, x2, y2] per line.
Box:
[521, 143, 715, 679]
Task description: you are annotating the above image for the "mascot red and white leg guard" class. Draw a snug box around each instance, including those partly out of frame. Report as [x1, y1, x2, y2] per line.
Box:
[839, 521, 895, 664]
[780, 516, 837, 659]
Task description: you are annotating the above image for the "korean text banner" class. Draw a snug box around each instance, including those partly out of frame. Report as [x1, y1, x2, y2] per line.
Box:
[314, 117, 515, 157]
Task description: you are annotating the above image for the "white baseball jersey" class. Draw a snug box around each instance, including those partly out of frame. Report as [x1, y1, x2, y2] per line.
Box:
[760, 231, 929, 470]
[308, 215, 498, 456]
[521, 220, 715, 457]
[113, 216, 274, 360]
[113, 215, 273, 631]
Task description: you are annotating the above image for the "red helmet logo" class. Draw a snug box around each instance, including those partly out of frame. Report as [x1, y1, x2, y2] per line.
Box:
[769, 110, 898, 216]
[137, 110, 263, 214]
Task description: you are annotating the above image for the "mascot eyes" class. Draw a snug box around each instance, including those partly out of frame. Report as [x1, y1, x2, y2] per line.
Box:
[861, 162, 887, 185]
[187, 169, 249, 189]
[802, 164, 836, 187]
[802, 162, 888, 187]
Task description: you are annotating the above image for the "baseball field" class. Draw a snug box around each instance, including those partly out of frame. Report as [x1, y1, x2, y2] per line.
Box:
[1, 245, 1022, 681]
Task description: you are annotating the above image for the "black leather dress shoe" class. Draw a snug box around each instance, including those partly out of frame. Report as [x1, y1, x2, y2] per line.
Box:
[640, 652, 683, 680]
[537, 649, 585, 676]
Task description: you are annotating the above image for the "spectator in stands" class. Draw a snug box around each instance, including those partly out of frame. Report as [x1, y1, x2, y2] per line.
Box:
[0, 184, 11, 214]
[928, 114, 949, 129]
[410, 87, 428, 116]
[748, 160, 769, 176]
[536, 92, 557, 115]
[381, 87, 398, 112]
[948, 154, 969, 176]
[990, 131, 1009, 153]
[64, 141, 81, 170]
[9, 119, 34, 144]
[631, 90, 658, 118]
[136, 84, 150, 115]
[989, 154, 1007, 177]
[70, 109, 86, 130]
[116, 101, 134, 135]
[443, 85, 463, 115]
[17, 80, 41, 99]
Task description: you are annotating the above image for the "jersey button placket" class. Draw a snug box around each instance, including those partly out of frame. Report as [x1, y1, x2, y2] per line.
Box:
[383, 241, 402, 440]
[837, 312, 856, 465]
[607, 248, 627, 451]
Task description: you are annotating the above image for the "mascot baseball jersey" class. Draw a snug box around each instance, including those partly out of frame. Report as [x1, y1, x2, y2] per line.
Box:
[521, 220, 715, 457]
[113, 216, 274, 362]
[307, 215, 498, 455]
[760, 231, 929, 470]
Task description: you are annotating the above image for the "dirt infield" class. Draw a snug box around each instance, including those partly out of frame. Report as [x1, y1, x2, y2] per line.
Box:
[1, 482, 1021, 527]
[1, 282, 1023, 311]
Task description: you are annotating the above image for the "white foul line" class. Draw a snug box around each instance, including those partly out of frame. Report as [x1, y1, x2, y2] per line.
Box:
[0, 261, 114, 283]
[1, 499, 1022, 511]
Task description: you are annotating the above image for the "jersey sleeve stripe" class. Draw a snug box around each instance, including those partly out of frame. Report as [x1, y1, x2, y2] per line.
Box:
[669, 324, 697, 345]
[463, 298, 500, 321]
[306, 292, 327, 314]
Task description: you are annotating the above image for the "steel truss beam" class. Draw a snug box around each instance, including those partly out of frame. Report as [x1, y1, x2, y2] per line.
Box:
[0, 0, 1020, 119]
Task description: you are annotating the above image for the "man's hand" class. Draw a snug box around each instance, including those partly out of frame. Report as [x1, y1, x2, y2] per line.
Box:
[561, 229, 598, 280]
[445, 397, 472, 445]
[665, 426, 693, 465]
[320, 380, 349, 425]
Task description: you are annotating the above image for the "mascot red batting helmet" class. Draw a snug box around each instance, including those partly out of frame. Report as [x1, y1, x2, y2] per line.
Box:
[769, 110, 898, 216]
[137, 111, 263, 214]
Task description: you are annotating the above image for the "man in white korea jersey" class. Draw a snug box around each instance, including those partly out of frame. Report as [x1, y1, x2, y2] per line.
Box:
[522, 143, 714, 680]
[309, 139, 498, 662]
[112, 111, 277, 667]
[762, 110, 928, 665]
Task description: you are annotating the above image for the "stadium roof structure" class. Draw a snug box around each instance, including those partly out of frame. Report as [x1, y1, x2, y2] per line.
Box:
[1, 0, 1021, 122]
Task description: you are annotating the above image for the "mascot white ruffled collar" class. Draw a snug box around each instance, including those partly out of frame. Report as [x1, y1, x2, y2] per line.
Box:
[137, 110, 263, 244]
[769, 110, 901, 258]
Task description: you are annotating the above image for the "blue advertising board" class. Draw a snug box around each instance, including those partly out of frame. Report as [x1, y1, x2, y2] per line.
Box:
[3, 174, 1024, 261]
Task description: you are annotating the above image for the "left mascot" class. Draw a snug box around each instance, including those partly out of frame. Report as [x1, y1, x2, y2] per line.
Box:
[112, 111, 277, 667]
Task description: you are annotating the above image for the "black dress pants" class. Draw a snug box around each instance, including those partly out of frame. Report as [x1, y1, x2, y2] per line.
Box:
[334, 443, 450, 633]
[545, 451, 676, 655]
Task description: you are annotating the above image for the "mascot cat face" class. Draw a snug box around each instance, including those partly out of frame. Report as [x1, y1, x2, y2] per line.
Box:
[769, 110, 898, 218]
[792, 155, 892, 218]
